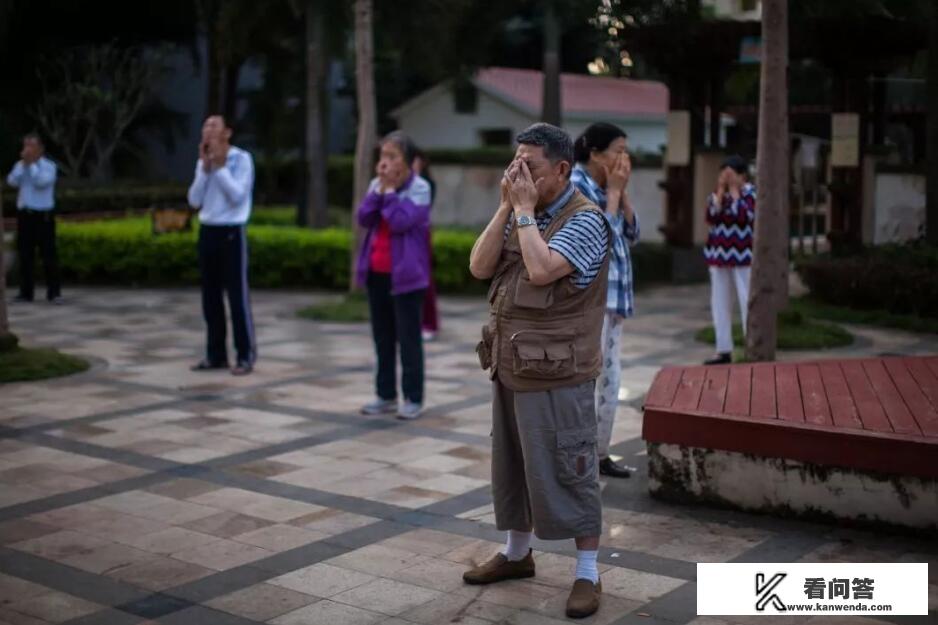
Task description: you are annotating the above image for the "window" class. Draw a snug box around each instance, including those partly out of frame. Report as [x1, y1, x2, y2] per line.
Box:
[479, 128, 512, 146]
[453, 80, 478, 114]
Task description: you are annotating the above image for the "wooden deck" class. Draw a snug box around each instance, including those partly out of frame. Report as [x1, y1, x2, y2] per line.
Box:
[642, 356, 938, 480]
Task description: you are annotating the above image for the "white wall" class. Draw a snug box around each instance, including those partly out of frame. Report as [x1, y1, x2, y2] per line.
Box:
[397, 91, 532, 150]
[872, 172, 925, 244]
[396, 88, 668, 155]
[430, 163, 665, 242]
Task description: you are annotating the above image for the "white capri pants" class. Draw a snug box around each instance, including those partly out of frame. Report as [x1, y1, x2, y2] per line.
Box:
[709, 265, 750, 354]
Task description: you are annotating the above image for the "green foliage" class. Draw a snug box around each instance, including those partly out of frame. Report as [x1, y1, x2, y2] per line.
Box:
[795, 242, 938, 320]
[1, 185, 188, 217]
[694, 308, 853, 350]
[0, 346, 90, 384]
[788, 297, 938, 335]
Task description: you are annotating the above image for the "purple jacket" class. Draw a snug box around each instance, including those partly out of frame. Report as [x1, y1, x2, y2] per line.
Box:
[355, 173, 432, 295]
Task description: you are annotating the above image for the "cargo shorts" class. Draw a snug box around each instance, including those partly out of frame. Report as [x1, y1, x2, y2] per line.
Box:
[490, 378, 602, 540]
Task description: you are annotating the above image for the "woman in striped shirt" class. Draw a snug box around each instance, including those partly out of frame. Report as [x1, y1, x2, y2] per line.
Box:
[571, 122, 639, 480]
[703, 154, 756, 365]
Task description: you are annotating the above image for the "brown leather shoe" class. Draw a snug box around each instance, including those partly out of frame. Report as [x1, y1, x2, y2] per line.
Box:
[566, 578, 602, 618]
[462, 549, 535, 585]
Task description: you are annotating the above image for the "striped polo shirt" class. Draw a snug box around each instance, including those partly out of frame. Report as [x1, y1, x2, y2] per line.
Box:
[504, 182, 609, 289]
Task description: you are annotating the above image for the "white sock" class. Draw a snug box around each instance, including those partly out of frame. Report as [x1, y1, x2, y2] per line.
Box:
[575, 549, 599, 583]
[501, 530, 532, 561]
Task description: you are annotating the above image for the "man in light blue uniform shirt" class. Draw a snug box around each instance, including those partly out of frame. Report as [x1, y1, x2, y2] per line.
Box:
[187, 115, 257, 376]
[6, 133, 61, 303]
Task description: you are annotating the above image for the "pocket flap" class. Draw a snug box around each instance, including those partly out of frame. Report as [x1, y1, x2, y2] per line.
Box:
[515, 343, 546, 360]
[543, 342, 573, 361]
[556, 427, 597, 449]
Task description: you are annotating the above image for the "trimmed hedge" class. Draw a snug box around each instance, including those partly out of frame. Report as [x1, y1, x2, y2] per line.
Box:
[795, 242, 938, 320]
[54, 215, 675, 293]
[2, 185, 187, 217]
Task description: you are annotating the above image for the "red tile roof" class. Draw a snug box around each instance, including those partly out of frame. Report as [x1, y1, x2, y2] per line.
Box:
[474, 67, 668, 118]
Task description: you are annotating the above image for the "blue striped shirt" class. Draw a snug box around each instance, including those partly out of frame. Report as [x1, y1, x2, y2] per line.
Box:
[504, 182, 609, 289]
[571, 163, 640, 317]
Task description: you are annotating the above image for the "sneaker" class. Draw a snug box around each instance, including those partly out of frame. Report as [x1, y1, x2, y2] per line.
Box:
[48, 296, 64, 305]
[397, 401, 423, 420]
[421, 330, 437, 342]
[599, 457, 634, 478]
[704, 353, 732, 365]
[231, 361, 253, 376]
[463, 549, 535, 585]
[566, 578, 602, 618]
[361, 398, 397, 415]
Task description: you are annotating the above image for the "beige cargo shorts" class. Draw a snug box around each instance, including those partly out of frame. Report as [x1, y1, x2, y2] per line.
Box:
[490, 378, 602, 540]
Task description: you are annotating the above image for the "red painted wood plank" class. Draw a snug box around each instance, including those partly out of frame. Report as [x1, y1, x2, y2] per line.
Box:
[797, 363, 831, 426]
[750, 364, 777, 419]
[698, 367, 730, 414]
[885, 359, 938, 437]
[672, 367, 706, 411]
[724, 364, 752, 416]
[818, 362, 863, 430]
[863, 359, 921, 436]
[775, 364, 805, 423]
[904, 357, 938, 431]
[645, 367, 682, 409]
[926, 356, 938, 381]
[841, 360, 893, 433]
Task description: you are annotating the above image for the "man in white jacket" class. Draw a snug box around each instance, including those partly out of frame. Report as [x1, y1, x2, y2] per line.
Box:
[187, 115, 257, 376]
[6, 133, 60, 303]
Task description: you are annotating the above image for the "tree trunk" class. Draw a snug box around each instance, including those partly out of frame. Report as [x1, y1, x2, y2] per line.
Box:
[306, 0, 329, 229]
[351, 0, 377, 291]
[222, 62, 241, 123]
[541, 1, 562, 126]
[0, 182, 15, 352]
[927, 1, 938, 245]
[202, 0, 222, 116]
[745, 0, 789, 362]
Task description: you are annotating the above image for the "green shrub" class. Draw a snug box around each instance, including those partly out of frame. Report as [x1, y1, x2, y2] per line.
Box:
[2, 184, 187, 217]
[795, 241, 938, 320]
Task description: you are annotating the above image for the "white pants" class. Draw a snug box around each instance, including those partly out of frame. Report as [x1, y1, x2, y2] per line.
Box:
[709, 266, 750, 354]
[595, 312, 623, 459]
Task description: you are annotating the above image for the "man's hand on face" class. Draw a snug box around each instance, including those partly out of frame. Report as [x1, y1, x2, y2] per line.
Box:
[508, 159, 542, 216]
[210, 141, 229, 169]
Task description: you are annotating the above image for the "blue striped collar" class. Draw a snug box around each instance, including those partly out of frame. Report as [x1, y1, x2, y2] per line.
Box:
[540, 181, 575, 220]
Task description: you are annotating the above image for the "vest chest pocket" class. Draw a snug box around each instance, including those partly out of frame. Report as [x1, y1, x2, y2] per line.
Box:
[510, 333, 576, 379]
[514, 278, 554, 309]
[556, 427, 598, 485]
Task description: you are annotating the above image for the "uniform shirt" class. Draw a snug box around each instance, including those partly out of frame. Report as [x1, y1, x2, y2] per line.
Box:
[6, 157, 57, 210]
[187, 146, 255, 225]
[570, 163, 639, 317]
[504, 181, 609, 289]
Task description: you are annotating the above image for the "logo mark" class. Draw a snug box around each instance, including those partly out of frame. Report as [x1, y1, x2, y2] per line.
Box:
[755, 573, 787, 612]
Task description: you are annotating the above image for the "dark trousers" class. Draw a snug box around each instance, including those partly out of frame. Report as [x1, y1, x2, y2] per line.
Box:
[198, 225, 256, 365]
[16, 209, 61, 301]
[366, 271, 425, 403]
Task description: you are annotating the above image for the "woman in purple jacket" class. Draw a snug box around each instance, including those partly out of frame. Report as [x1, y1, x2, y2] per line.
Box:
[356, 131, 432, 420]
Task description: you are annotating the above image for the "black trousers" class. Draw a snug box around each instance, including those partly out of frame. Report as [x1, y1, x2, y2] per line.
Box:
[198, 225, 256, 365]
[16, 209, 61, 301]
[366, 271, 425, 403]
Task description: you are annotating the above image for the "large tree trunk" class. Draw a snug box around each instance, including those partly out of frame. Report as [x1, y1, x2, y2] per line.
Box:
[745, 0, 789, 362]
[351, 0, 377, 291]
[0, 182, 15, 352]
[927, 0, 938, 245]
[204, 3, 223, 116]
[541, 1, 562, 126]
[306, 0, 329, 229]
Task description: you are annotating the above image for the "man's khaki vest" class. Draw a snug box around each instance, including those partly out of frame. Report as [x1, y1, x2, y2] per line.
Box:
[477, 190, 611, 393]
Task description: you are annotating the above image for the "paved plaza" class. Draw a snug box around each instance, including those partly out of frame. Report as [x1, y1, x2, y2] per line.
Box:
[2, 285, 936, 625]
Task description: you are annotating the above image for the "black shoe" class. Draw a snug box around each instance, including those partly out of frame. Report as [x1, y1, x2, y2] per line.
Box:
[191, 359, 228, 371]
[704, 353, 732, 365]
[599, 457, 633, 478]
[13, 295, 32, 303]
[48, 296, 64, 305]
[231, 361, 253, 376]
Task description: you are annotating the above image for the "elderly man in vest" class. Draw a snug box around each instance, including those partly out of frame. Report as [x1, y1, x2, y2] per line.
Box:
[466, 123, 611, 619]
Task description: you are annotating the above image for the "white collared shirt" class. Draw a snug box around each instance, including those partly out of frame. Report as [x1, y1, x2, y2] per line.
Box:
[6, 157, 57, 210]
[186, 145, 254, 225]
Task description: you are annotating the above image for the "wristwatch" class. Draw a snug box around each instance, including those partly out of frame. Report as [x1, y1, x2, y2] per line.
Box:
[516, 214, 536, 228]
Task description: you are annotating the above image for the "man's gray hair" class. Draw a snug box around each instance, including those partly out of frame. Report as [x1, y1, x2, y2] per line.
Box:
[516, 123, 574, 165]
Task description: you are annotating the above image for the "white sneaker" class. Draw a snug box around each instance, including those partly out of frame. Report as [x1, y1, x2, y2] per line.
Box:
[361, 398, 397, 415]
[421, 330, 437, 342]
[397, 401, 423, 420]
